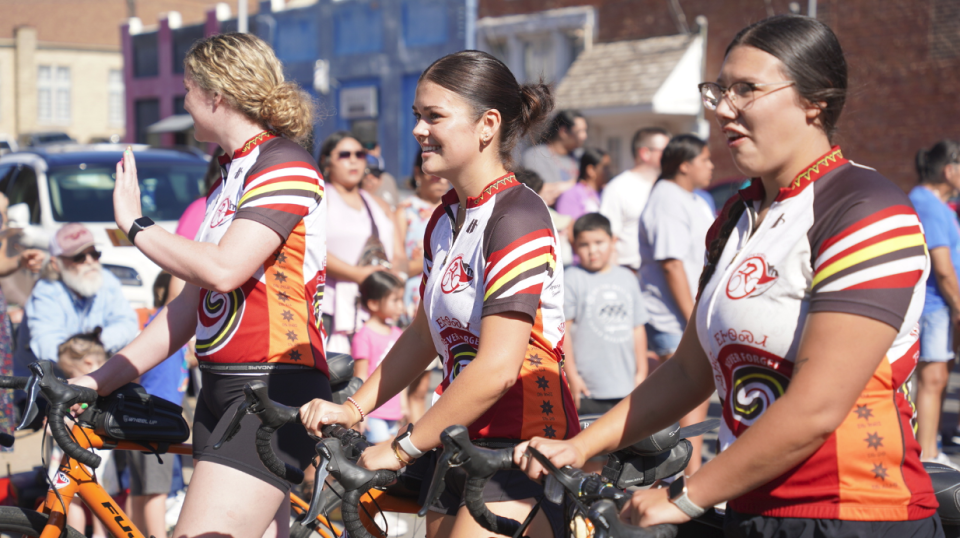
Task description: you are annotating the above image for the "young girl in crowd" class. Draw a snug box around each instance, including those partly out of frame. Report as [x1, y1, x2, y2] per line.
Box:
[352, 272, 408, 443]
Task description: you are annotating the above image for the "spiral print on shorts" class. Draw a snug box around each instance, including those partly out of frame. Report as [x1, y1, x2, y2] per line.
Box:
[731, 365, 790, 427]
[196, 288, 246, 356]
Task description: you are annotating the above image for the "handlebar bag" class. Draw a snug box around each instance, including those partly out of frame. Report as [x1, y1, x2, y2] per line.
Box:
[90, 383, 190, 444]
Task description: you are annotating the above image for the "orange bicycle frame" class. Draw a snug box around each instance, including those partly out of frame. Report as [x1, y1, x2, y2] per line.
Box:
[37, 424, 192, 538]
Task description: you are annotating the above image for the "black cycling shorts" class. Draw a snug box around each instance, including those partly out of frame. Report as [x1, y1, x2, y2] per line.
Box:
[409, 447, 564, 538]
[724, 508, 945, 538]
[192, 369, 331, 492]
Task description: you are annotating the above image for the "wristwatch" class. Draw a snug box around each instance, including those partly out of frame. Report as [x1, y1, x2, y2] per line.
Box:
[127, 216, 155, 245]
[668, 476, 707, 518]
[393, 424, 424, 460]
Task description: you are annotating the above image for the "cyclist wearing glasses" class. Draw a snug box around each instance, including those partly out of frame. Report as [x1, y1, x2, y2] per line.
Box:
[517, 15, 942, 538]
[72, 34, 328, 538]
[300, 51, 579, 538]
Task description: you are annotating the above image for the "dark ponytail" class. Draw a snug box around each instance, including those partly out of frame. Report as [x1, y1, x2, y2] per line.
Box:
[916, 140, 960, 185]
[420, 50, 554, 166]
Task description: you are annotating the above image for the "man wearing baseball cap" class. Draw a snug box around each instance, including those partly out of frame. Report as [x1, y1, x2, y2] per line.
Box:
[13, 223, 138, 376]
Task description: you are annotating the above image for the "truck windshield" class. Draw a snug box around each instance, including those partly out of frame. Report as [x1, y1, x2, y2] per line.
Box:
[47, 162, 207, 222]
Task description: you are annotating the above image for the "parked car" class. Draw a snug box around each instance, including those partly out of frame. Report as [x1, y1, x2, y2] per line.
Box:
[0, 136, 17, 156]
[18, 132, 76, 147]
[0, 145, 209, 308]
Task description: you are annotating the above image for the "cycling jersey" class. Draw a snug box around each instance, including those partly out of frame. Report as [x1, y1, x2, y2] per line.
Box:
[422, 173, 580, 440]
[195, 131, 329, 375]
[696, 147, 937, 521]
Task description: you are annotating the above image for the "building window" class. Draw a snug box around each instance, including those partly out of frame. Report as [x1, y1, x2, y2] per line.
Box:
[173, 96, 186, 116]
[108, 69, 125, 127]
[172, 25, 205, 74]
[133, 33, 159, 78]
[134, 99, 160, 144]
[334, 3, 383, 55]
[38, 66, 71, 124]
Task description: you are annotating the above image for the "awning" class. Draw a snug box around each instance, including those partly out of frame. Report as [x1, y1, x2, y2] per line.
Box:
[146, 114, 194, 134]
[554, 34, 703, 117]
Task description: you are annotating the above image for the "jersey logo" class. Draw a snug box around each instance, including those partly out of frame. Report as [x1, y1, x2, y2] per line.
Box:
[440, 255, 474, 294]
[466, 219, 479, 233]
[726, 254, 778, 300]
[211, 198, 237, 228]
[771, 214, 786, 228]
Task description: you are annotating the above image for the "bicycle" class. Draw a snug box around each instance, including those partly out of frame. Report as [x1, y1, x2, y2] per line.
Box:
[221, 381, 723, 538]
[0, 360, 348, 538]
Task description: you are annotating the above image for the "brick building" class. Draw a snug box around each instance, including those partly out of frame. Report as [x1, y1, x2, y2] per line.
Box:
[0, 0, 226, 144]
[478, 0, 960, 191]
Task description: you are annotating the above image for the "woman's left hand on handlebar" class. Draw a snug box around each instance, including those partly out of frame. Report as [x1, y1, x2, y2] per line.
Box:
[299, 399, 356, 436]
[114, 147, 142, 233]
[67, 375, 101, 415]
[357, 441, 404, 472]
[620, 487, 691, 528]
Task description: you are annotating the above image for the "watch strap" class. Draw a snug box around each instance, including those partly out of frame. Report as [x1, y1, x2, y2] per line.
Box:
[669, 477, 707, 518]
[127, 216, 155, 245]
[397, 426, 423, 459]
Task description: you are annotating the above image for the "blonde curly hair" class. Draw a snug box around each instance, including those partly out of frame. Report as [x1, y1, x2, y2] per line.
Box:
[185, 33, 315, 143]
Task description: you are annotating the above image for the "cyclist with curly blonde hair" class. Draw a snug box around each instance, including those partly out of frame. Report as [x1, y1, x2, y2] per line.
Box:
[73, 33, 328, 538]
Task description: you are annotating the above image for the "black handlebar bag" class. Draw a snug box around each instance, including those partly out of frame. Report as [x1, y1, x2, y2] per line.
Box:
[85, 383, 190, 444]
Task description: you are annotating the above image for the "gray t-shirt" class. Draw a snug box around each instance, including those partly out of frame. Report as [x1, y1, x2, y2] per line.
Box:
[638, 180, 716, 334]
[521, 144, 579, 184]
[564, 265, 648, 399]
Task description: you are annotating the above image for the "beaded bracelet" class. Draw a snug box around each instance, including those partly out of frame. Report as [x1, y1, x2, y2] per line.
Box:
[345, 397, 366, 423]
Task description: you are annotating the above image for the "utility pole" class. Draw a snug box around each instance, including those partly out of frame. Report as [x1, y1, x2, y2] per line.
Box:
[238, 0, 248, 33]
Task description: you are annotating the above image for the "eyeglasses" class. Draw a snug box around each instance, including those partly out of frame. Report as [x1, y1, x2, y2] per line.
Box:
[64, 250, 101, 263]
[337, 150, 368, 161]
[698, 81, 796, 111]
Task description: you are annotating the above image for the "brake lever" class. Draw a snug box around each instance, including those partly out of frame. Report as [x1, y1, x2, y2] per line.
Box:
[300, 440, 334, 527]
[526, 446, 593, 514]
[213, 398, 251, 450]
[16, 370, 40, 431]
[418, 443, 458, 517]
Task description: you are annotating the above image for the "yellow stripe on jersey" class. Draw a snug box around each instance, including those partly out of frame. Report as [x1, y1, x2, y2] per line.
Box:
[812, 233, 926, 288]
[238, 181, 323, 207]
[484, 253, 556, 301]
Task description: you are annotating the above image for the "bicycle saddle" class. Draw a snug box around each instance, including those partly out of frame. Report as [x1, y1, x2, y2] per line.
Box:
[925, 462, 960, 526]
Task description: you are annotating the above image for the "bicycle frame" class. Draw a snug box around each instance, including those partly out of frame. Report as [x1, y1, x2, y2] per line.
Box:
[37, 423, 192, 538]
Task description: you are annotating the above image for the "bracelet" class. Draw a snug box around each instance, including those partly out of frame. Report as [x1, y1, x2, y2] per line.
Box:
[345, 397, 366, 423]
[393, 444, 414, 466]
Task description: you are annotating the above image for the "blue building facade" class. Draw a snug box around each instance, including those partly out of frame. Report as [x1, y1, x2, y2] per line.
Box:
[125, 0, 472, 181]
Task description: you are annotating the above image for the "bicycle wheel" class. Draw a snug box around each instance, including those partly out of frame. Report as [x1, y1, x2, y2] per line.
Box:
[0, 507, 86, 538]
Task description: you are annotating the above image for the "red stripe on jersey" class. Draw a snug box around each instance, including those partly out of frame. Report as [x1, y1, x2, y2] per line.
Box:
[815, 225, 923, 272]
[890, 341, 920, 386]
[817, 205, 918, 258]
[485, 244, 553, 290]
[843, 270, 924, 291]
[244, 203, 310, 216]
[422, 205, 447, 264]
[244, 161, 321, 186]
[485, 229, 553, 271]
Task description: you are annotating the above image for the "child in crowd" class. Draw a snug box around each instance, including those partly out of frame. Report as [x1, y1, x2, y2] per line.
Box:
[562, 213, 649, 414]
[54, 331, 115, 538]
[352, 272, 408, 443]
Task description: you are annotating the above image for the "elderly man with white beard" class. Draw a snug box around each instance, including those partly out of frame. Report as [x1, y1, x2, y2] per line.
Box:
[13, 223, 138, 376]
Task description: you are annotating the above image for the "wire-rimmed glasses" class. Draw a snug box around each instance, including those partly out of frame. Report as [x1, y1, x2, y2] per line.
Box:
[698, 81, 796, 111]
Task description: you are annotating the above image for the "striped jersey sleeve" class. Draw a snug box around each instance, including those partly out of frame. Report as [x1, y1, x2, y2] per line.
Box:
[235, 138, 324, 239]
[481, 186, 558, 320]
[808, 165, 928, 328]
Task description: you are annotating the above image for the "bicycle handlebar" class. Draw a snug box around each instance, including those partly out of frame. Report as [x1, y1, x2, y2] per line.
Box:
[427, 425, 680, 538]
[0, 361, 102, 468]
[216, 380, 394, 538]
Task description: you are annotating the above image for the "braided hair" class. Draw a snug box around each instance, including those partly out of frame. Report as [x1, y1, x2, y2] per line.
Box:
[697, 195, 748, 299]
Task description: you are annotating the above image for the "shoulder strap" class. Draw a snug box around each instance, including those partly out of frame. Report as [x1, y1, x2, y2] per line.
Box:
[359, 193, 381, 241]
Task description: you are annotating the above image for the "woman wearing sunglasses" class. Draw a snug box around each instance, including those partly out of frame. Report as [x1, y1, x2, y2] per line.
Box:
[516, 14, 942, 537]
[319, 132, 403, 351]
[72, 33, 330, 538]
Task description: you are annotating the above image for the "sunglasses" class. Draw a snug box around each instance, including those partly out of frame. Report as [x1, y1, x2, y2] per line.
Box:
[337, 150, 368, 160]
[64, 250, 101, 263]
